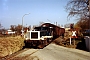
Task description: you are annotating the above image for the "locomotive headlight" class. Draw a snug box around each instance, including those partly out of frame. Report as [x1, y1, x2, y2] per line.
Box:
[40, 36, 44, 40]
[43, 25, 46, 27]
[40, 36, 46, 40]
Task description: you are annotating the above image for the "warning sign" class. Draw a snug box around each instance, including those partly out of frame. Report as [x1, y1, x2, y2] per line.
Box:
[71, 31, 77, 38]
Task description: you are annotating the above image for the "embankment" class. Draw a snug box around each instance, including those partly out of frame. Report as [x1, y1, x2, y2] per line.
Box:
[0, 36, 24, 58]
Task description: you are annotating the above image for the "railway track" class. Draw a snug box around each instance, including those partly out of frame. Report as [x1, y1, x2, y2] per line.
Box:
[0, 48, 39, 60]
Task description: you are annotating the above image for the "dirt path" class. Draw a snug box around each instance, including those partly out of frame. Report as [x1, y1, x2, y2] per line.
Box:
[1, 43, 90, 60]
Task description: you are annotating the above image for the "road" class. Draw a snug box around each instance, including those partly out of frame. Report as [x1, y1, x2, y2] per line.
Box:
[31, 44, 90, 60]
[1, 43, 90, 60]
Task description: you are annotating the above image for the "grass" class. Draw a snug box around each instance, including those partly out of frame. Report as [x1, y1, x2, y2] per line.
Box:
[0, 36, 25, 58]
[53, 36, 83, 48]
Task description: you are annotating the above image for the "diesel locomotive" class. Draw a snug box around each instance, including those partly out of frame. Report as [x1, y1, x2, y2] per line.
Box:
[24, 23, 65, 48]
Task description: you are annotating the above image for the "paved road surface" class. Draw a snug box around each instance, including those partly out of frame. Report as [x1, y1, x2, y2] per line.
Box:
[31, 44, 90, 60]
[1, 43, 90, 60]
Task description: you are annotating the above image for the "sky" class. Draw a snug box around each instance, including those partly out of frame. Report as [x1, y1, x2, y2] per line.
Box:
[0, 0, 77, 29]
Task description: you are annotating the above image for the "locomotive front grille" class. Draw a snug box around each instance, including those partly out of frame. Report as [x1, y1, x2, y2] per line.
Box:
[31, 32, 38, 39]
[30, 31, 40, 40]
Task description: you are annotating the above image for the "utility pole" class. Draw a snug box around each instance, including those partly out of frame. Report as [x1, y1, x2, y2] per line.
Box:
[22, 13, 30, 36]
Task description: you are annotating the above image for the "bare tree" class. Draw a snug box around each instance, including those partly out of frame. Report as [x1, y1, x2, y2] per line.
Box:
[66, 0, 89, 19]
[10, 25, 16, 31]
[66, 0, 90, 31]
[75, 19, 89, 30]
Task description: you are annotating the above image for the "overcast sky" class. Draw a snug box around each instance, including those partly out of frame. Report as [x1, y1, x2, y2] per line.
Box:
[0, 0, 76, 29]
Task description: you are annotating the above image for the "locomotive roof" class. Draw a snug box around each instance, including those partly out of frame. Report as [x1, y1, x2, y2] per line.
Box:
[42, 23, 60, 28]
[35, 26, 49, 28]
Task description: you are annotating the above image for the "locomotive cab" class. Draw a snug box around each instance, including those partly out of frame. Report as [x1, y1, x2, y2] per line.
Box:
[25, 26, 53, 40]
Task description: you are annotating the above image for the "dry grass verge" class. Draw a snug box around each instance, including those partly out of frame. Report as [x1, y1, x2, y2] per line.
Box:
[0, 36, 24, 58]
[53, 36, 81, 48]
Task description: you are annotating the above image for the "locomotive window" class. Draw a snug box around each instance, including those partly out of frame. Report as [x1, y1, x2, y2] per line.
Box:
[41, 27, 49, 31]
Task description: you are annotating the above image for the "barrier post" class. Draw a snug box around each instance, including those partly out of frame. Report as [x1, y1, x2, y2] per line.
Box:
[70, 37, 71, 45]
[73, 38, 75, 48]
